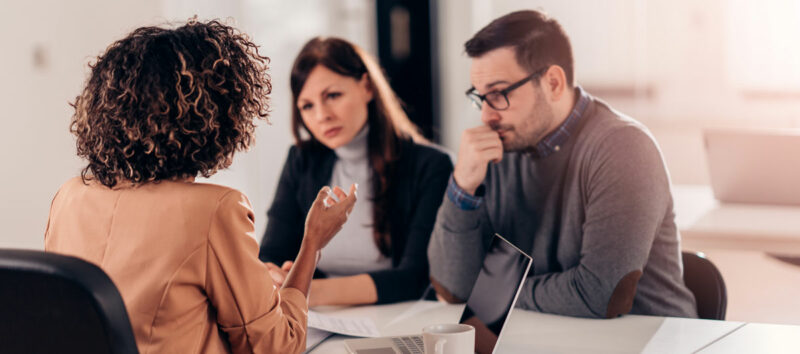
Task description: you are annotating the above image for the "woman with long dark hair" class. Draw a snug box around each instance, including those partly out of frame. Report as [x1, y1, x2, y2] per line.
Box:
[259, 37, 452, 306]
[45, 20, 356, 353]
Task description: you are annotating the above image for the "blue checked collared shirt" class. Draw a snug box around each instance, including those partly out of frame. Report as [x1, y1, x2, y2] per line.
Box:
[447, 86, 591, 210]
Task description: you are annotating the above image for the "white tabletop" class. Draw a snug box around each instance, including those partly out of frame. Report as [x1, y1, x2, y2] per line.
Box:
[696, 322, 800, 353]
[308, 300, 747, 354]
[673, 185, 800, 255]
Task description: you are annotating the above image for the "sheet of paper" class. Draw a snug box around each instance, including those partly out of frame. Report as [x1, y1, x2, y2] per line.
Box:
[304, 327, 334, 353]
[384, 300, 448, 327]
[308, 310, 381, 337]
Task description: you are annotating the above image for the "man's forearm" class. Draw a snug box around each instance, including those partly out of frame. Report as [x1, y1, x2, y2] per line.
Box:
[427, 197, 487, 301]
[519, 267, 642, 318]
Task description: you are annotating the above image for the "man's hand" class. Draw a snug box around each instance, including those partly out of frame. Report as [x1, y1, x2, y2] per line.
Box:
[453, 126, 503, 194]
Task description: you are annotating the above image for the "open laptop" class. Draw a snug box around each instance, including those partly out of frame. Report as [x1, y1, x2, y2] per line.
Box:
[344, 234, 533, 354]
[704, 128, 800, 205]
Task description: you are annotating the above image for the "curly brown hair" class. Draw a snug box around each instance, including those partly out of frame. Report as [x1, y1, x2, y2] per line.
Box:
[70, 19, 271, 187]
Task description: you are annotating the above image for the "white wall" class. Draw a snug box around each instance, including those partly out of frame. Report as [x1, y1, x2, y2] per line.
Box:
[0, 0, 163, 249]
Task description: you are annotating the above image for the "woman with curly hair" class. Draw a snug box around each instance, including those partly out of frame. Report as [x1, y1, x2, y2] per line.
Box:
[259, 37, 452, 307]
[44, 19, 356, 354]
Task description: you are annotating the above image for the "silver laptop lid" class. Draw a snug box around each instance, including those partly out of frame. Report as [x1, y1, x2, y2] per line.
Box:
[705, 128, 800, 205]
[458, 234, 533, 354]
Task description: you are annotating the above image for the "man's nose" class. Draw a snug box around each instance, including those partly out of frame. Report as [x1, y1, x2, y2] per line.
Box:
[480, 103, 500, 126]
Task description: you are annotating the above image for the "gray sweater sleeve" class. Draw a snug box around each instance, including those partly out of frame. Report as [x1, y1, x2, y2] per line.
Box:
[517, 126, 671, 318]
[427, 192, 492, 301]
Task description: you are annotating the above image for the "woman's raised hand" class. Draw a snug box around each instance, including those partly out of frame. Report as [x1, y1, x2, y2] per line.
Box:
[302, 184, 358, 251]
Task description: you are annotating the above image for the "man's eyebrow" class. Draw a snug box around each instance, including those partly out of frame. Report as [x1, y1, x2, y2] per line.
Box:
[485, 80, 510, 90]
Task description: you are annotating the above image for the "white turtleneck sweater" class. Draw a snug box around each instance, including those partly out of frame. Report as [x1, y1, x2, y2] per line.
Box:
[316, 126, 392, 277]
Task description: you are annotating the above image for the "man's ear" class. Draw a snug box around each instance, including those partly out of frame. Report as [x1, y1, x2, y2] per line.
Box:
[541, 65, 568, 102]
[360, 73, 374, 102]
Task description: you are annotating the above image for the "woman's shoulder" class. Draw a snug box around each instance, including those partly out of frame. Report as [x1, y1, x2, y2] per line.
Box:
[143, 182, 254, 223]
[284, 143, 335, 169]
[58, 176, 86, 192]
[181, 181, 246, 200]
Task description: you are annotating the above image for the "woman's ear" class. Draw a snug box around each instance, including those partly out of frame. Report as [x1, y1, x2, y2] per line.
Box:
[360, 73, 374, 102]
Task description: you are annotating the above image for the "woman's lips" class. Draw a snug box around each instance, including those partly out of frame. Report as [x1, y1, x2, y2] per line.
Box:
[323, 127, 343, 138]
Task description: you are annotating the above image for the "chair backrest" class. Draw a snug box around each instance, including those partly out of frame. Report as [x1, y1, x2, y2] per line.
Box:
[682, 251, 727, 320]
[0, 249, 139, 354]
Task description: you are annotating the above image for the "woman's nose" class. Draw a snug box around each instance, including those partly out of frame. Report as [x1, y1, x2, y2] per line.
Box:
[314, 104, 332, 122]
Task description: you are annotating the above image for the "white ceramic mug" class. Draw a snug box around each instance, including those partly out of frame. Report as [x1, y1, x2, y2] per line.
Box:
[422, 323, 475, 354]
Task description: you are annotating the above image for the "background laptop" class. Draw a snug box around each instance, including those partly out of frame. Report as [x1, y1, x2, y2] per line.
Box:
[344, 234, 533, 354]
[704, 128, 800, 206]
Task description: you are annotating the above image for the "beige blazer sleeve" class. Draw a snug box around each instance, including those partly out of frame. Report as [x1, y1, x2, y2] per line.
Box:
[205, 190, 308, 354]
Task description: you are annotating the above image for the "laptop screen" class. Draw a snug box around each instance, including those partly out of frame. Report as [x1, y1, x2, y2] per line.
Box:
[458, 234, 533, 354]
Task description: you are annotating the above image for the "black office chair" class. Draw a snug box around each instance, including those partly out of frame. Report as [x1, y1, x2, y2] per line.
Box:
[0, 249, 139, 354]
[682, 251, 727, 320]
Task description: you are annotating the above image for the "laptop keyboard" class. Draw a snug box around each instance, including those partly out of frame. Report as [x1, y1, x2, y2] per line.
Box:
[392, 336, 424, 354]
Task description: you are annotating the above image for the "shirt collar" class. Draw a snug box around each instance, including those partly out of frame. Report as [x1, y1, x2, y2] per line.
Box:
[531, 86, 590, 158]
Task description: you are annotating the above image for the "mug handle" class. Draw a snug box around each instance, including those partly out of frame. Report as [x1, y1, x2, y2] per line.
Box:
[435, 338, 447, 354]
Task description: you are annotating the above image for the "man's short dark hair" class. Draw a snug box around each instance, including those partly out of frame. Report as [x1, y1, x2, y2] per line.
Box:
[465, 10, 574, 87]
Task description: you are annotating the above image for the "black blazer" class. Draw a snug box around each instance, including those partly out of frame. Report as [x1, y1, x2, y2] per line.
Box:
[259, 139, 453, 304]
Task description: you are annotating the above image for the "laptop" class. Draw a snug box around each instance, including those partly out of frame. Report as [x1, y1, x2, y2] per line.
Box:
[344, 234, 533, 354]
[704, 128, 800, 205]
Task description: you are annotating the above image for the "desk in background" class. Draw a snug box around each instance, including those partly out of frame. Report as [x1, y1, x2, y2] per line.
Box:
[673, 185, 800, 256]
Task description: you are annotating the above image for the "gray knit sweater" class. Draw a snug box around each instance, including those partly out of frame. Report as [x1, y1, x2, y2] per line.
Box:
[428, 96, 697, 318]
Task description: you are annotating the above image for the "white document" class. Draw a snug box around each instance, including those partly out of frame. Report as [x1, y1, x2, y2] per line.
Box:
[308, 310, 381, 337]
[304, 327, 334, 353]
[384, 300, 448, 327]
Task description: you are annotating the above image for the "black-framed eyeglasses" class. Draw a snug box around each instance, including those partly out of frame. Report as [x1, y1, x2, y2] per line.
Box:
[465, 67, 549, 111]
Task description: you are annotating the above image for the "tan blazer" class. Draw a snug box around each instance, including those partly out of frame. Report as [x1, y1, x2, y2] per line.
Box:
[45, 177, 307, 354]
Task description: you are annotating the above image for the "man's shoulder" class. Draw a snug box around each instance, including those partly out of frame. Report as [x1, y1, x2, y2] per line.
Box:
[578, 98, 658, 152]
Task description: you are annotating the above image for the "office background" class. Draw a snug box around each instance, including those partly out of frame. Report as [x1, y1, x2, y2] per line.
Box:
[2, 0, 800, 324]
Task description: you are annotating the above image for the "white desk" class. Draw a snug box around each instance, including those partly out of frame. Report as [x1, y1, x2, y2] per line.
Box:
[673, 185, 800, 255]
[697, 322, 800, 353]
[308, 301, 746, 354]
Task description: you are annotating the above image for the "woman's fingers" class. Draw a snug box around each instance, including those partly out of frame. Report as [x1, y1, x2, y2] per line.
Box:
[312, 183, 358, 215]
[269, 269, 286, 285]
[341, 183, 358, 215]
[265, 261, 289, 286]
[314, 186, 332, 207]
[265, 262, 279, 271]
[332, 186, 347, 201]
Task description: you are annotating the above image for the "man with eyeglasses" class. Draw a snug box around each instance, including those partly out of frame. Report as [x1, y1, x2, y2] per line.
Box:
[428, 10, 697, 319]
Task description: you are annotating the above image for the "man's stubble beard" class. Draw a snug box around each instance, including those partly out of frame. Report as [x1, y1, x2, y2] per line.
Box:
[496, 89, 555, 152]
